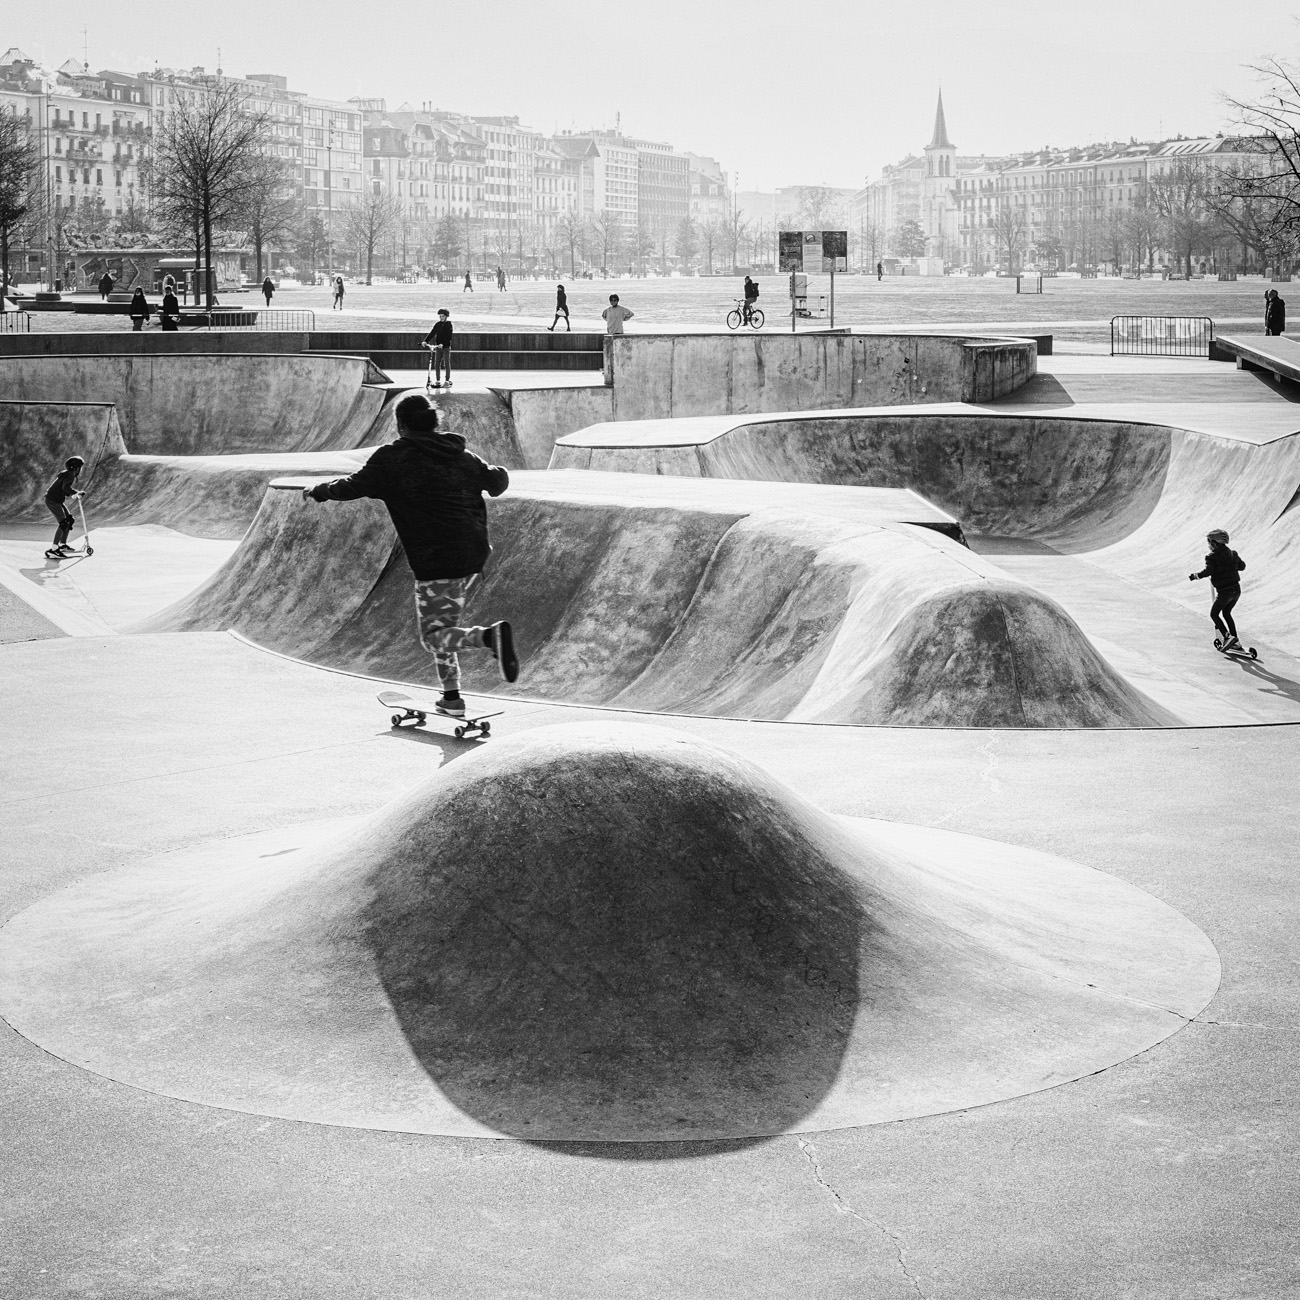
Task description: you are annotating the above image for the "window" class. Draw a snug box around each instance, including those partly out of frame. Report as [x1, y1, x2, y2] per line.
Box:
[115, 170, 122, 187]
[55, 165, 62, 181]
[96, 169, 102, 185]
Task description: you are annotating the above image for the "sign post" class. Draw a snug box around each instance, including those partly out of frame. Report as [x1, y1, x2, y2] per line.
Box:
[777, 230, 849, 331]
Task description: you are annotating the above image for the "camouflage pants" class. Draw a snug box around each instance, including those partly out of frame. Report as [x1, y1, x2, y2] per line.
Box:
[414, 575, 488, 691]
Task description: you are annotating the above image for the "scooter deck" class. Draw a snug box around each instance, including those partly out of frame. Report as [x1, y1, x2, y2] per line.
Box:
[1214, 639, 1258, 660]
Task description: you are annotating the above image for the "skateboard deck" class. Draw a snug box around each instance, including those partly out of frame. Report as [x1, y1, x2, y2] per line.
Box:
[1214, 638, 1258, 660]
[378, 689, 501, 738]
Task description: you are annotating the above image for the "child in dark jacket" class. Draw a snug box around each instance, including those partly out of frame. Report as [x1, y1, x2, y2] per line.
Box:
[302, 393, 516, 715]
[1189, 528, 1246, 649]
[44, 455, 85, 558]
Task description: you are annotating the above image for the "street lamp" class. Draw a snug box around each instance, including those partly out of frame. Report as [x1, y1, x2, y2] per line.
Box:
[325, 123, 334, 280]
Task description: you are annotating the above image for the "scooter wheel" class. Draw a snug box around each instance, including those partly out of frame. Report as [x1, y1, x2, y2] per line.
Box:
[85, 546, 94, 556]
[1249, 648, 1258, 659]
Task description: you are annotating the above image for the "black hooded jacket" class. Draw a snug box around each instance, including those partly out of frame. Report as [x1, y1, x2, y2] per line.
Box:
[311, 430, 508, 579]
[1197, 546, 1245, 590]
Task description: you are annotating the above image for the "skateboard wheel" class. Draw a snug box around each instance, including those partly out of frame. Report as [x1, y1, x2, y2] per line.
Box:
[416, 713, 427, 724]
[454, 726, 465, 739]
[391, 714, 402, 728]
[479, 722, 491, 735]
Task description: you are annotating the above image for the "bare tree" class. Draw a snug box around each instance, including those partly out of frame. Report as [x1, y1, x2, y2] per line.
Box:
[725, 207, 751, 272]
[0, 109, 40, 299]
[1221, 58, 1300, 254]
[675, 216, 698, 272]
[987, 205, 1027, 272]
[1148, 160, 1211, 276]
[240, 152, 298, 281]
[344, 190, 401, 285]
[555, 209, 586, 276]
[148, 77, 272, 307]
[700, 217, 725, 274]
[590, 210, 624, 275]
[793, 183, 846, 230]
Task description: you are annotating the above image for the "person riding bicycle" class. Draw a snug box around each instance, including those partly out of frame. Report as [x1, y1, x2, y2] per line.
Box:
[742, 275, 759, 324]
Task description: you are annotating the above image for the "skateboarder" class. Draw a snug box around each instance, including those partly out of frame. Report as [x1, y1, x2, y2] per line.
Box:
[302, 392, 517, 716]
[44, 455, 85, 558]
[1189, 528, 1246, 650]
[422, 308, 453, 388]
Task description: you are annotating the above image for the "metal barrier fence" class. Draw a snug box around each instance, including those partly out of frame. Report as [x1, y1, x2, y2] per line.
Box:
[207, 308, 316, 331]
[0, 310, 32, 334]
[1111, 315, 1214, 357]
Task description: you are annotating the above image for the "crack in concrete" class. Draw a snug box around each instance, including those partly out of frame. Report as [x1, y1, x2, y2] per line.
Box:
[932, 731, 1002, 828]
[796, 1137, 924, 1299]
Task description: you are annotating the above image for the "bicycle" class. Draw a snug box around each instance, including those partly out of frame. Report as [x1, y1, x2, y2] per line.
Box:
[726, 299, 764, 330]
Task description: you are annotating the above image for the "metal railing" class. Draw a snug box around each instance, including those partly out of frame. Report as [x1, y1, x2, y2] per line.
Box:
[0, 310, 32, 334]
[1111, 315, 1214, 357]
[207, 308, 316, 332]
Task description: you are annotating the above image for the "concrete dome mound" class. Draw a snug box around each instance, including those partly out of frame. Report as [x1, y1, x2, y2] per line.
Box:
[0, 724, 1219, 1144]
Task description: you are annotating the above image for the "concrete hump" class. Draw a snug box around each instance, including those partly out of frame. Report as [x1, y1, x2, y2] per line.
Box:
[0, 723, 1219, 1143]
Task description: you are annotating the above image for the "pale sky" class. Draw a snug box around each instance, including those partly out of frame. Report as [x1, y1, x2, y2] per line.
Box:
[6, 0, 1298, 190]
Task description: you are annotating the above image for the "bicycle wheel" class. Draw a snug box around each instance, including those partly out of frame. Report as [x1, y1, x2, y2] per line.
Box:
[726, 309, 742, 330]
[749, 309, 765, 329]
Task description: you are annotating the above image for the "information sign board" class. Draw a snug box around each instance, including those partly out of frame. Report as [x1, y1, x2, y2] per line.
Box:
[778, 230, 849, 273]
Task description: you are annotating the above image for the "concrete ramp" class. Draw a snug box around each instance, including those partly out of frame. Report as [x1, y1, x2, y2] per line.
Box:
[0, 354, 391, 454]
[141, 471, 1175, 728]
[0, 402, 127, 516]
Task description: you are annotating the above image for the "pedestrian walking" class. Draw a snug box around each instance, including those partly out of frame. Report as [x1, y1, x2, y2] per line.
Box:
[1265, 288, 1286, 336]
[262, 276, 275, 307]
[548, 284, 570, 332]
[876, 261, 883, 281]
[496, 266, 507, 292]
[423, 308, 454, 388]
[97, 272, 113, 301]
[602, 293, 634, 335]
[128, 287, 150, 331]
[332, 276, 345, 310]
[302, 392, 518, 717]
[1189, 529, 1247, 650]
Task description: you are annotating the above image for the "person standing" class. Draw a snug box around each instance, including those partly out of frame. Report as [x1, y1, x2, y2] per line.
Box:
[1189, 528, 1247, 651]
[423, 308, 454, 388]
[128, 287, 150, 331]
[1265, 288, 1286, 336]
[160, 283, 181, 332]
[43, 456, 85, 559]
[876, 260, 883, 281]
[602, 293, 634, 335]
[262, 276, 275, 307]
[302, 393, 518, 717]
[496, 265, 507, 292]
[548, 283, 570, 332]
[97, 272, 114, 301]
[332, 276, 345, 310]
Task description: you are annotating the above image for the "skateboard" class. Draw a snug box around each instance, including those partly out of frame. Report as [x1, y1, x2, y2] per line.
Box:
[378, 689, 501, 739]
[1214, 638, 1258, 660]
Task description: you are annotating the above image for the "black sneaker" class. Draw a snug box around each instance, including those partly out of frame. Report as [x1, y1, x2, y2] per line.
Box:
[483, 621, 518, 683]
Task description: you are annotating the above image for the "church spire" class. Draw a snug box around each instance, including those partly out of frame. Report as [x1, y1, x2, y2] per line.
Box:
[927, 89, 954, 151]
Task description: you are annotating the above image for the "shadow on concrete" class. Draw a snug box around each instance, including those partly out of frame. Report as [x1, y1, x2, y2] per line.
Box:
[363, 730, 863, 1150]
[1224, 653, 1300, 707]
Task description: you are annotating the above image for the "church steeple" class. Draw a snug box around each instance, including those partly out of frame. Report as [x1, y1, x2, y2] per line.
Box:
[927, 90, 954, 151]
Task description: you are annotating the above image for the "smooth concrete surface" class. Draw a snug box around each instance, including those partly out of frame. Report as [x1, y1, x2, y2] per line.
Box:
[0, 353, 391, 454]
[0, 402, 127, 516]
[144, 472, 1172, 728]
[0, 723, 1217, 1142]
[606, 332, 1037, 421]
[1, 631, 1297, 1298]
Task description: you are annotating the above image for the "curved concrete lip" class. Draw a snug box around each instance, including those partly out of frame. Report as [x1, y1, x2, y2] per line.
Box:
[0, 813, 1218, 1143]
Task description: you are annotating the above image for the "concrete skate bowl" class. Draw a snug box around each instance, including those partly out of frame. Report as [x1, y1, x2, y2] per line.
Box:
[141, 472, 1178, 728]
[0, 353, 394, 455]
[0, 724, 1220, 1145]
[555, 410, 1300, 649]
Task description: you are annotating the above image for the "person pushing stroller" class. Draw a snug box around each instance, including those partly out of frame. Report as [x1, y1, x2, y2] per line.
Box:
[1190, 528, 1246, 651]
[302, 392, 517, 717]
